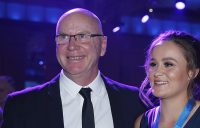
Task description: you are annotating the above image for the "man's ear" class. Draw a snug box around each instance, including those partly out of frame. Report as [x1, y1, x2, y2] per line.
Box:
[100, 36, 107, 56]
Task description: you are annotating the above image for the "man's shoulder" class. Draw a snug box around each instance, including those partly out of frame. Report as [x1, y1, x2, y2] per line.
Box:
[10, 83, 48, 97]
[8, 74, 59, 100]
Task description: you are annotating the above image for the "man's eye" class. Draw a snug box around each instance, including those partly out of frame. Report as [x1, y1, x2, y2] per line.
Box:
[62, 35, 69, 39]
[57, 34, 67, 39]
[78, 34, 87, 39]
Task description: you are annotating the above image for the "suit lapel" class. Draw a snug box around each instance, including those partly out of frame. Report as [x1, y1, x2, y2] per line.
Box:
[102, 75, 124, 128]
[46, 74, 64, 128]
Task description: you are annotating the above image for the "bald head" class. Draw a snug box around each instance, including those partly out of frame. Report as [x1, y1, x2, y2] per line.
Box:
[55, 8, 107, 86]
[56, 8, 103, 35]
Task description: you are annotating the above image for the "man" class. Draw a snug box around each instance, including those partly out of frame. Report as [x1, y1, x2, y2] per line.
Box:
[2, 8, 145, 128]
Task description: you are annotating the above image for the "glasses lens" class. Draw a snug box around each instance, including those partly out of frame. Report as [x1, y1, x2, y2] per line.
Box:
[56, 35, 69, 44]
[76, 34, 90, 42]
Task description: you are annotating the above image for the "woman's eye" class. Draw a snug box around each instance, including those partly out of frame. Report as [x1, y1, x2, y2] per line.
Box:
[149, 62, 156, 67]
[164, 62, 173, 67]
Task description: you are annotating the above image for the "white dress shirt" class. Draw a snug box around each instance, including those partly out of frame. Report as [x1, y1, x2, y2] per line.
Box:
[59, 70, 114, 128]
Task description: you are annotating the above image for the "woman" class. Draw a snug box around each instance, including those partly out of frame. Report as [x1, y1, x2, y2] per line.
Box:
[135, 30, 200, 128]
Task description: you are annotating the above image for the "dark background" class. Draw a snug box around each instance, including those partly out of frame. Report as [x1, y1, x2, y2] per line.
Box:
[1, 0, 200, 90]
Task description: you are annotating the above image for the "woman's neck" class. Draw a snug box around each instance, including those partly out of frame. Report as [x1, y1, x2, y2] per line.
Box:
[160, 95, 189, 122]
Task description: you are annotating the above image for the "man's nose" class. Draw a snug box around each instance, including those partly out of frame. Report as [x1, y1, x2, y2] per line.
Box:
[69, 35, 78, 42]
[67, 36, 79, 50]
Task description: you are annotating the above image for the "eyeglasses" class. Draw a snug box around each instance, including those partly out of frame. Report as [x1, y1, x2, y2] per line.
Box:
[55, 33, 104, 45]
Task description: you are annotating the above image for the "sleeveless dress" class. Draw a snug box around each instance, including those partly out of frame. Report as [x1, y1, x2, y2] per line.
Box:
[140, 106, 200, 128]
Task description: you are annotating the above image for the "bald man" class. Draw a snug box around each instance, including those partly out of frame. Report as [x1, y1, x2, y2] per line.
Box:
[2, 8, 146, 128]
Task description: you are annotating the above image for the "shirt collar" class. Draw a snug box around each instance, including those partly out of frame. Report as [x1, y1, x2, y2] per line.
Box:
[87, 71, 103, 96]
[60, 70, 81, 97]
[60, 70, 104, 97]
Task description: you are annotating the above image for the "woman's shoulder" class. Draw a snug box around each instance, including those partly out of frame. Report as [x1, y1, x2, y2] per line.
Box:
[144, 106, 159, 118]
[137, 106, 159, 128]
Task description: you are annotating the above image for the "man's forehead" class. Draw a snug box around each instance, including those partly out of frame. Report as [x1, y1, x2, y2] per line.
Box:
[58, 14, 98, 30]
[60, 12, 94, 24]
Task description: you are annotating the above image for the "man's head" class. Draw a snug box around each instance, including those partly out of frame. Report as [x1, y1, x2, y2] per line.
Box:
[55, 8, 107, 86]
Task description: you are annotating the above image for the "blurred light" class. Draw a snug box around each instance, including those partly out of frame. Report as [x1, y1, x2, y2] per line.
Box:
[25, 81, 39, 88]
[141, 15, 149, 23]
[38, 60, 44, 65]
[27, 5, 44, 22]
[45, 8, 63, 23]
[175, 1, 185, 10]
[7, 3, 25, 20]
[149, 8, 153, 13]
[0, 2, 5, 18]
[0, 1, 64, 24]
[147, 19, 161, 36]
[112, 26, 120, 32]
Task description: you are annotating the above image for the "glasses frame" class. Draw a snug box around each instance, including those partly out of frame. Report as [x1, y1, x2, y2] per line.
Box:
[55, 33, 104, 45]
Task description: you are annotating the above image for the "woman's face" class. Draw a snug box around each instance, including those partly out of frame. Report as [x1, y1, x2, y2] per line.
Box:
[147, 41, 192, 99]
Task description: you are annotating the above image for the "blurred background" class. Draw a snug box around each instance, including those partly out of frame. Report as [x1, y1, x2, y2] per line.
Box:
[1, 0, 200, 90]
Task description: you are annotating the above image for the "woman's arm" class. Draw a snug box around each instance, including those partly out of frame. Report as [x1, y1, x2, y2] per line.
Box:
[134, 114, 143, 128]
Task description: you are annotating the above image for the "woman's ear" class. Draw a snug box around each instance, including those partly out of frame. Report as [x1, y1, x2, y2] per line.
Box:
[194, 68, 200, 78]
[188, 68, 199, 79]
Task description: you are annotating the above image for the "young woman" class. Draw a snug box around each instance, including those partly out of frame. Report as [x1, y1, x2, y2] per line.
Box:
[135, 30, 200, 128]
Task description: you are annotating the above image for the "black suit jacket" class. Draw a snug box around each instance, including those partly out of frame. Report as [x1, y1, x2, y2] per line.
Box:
[2, 74, 146, 128]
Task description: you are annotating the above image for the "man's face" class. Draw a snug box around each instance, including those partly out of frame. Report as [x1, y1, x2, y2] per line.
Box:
[56, 13, 107, 83]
